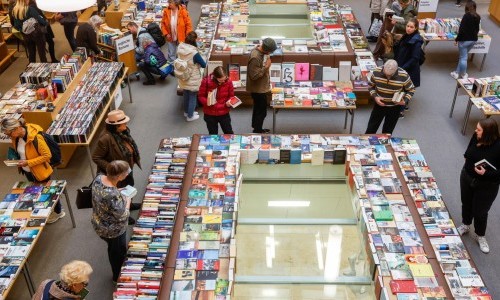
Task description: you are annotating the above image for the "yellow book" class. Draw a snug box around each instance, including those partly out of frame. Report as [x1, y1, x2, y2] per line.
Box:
[408, 263, 434, 277]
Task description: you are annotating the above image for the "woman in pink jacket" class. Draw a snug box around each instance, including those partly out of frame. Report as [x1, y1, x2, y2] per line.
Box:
[198, 66, 235, 134]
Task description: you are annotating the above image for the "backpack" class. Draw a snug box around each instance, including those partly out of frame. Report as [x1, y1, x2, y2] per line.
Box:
[145, 23, 165, 47]
[22, 17, 38, 35]
[33, 132, 62, 167]
[173, 58, 190, 81]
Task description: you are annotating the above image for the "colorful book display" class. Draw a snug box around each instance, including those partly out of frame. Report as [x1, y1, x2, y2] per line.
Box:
[271, 81, 356, 108]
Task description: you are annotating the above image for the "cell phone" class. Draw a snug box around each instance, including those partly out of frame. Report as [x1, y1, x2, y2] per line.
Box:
[79, 288, 89, 299]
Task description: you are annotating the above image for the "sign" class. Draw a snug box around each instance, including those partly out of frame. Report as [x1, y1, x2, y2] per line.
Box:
[418, 0, 439, 13]
[470, 37, 491, 54]
[114, 87, 123, 109]
[115, 34, 134, 56]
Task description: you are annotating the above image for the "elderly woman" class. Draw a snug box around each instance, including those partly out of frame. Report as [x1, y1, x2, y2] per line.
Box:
[32, 260, 93, 299]
[92, 160, 131, 282]
[11, 0, 48, 62]
[160, 0, 193, 62]
[1, 118, 65, 224]
[139, 36, 169, 85]
[76, 15, 103, 56]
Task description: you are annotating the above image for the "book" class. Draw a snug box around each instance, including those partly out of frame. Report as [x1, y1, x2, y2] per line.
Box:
[309, 64, 323, 81]
[475, 159, 497, 171]
[207, 61, 223, 76]
[269, 63, 282, 83]
[228, 64, 240, 82]
[392, 92, 405, 103]
[3, 160, 20, 166]
[281, 62, 295, 83]
[295, 63, 310, 81]
[226, 96, 242, 108]
[338, 61, 351, 82]
[323, 67, 339, 81]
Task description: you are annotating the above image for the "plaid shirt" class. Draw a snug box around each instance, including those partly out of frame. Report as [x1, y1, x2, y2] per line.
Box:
[369, 66, 415, 106]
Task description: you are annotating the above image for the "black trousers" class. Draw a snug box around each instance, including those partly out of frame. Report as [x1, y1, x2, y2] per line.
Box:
[365, 104, 401, 134]
[204, 113, 234, 135]
[138, 62, 162, 82]
[251, 92, 268, 132]
[102, 231, 127, 281]
[63, 22, 77, 51]
[24, 33, 47, 63]
[460, 168, 499, 236]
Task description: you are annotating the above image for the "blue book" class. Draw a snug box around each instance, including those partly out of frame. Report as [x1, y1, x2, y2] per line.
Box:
[290, 148, 302, 164]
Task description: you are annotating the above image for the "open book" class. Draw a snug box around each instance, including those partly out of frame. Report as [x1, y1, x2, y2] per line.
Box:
[226, 96, 242, 108]
[392, 92, 405, 103]
[4, 160, 20, 167]
[120, 185, 138, 198]
[475, 159, 497, 171]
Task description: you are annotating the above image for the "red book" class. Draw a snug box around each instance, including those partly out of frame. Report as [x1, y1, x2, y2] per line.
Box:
[389, 280, 417, 294]
[196, 259, 220, 271]
[228, 64, 240, 81]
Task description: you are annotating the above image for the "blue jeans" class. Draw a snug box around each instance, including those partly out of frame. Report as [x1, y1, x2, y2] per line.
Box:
[183, 90, 198, 118]
[166, 41, 178, 62]
[456, 41, 476, 76]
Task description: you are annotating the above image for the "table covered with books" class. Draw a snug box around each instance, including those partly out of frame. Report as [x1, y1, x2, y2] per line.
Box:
[270, 81, 357, 133]
[419, 18, 492, 71]
[0, 180, 75, 298]
[108, 134, 492, 300]
[449, 76, 500, 134]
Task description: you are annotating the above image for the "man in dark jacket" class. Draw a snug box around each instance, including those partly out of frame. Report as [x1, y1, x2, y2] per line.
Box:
[139, 37, 169, 85]
[76, 15, 103, 56]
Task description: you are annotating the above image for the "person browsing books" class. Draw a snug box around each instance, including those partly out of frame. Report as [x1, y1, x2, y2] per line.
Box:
[160, 0, 193, 62]
[32, 260, 93, 300]
[139, 37, 168, 85]
[76, 15, 103, 57]
[1, 118, 65, 224]
[246, 38, 277, 133]
[391, 0, 417, 36]
[198, 66, 235, 135]
[365, 59, 415, 134]
[458, 118, 500, 254]
[91, 160, 131, 283]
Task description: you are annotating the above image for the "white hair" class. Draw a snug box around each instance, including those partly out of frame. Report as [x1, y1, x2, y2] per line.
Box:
[384, 59, 399, 75]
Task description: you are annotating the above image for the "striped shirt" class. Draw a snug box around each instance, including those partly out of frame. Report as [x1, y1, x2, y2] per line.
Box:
[369, 67, 415, 106]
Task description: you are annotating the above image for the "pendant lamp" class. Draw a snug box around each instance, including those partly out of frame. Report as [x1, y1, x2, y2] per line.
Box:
[36, 0, 96, 12]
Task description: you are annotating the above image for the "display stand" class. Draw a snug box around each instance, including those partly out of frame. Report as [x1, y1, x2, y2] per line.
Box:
[0, 181, 76, 299]
[97, 33, 138, 75]
[0, 15, 16, 71]
[105, 1, 132, 29]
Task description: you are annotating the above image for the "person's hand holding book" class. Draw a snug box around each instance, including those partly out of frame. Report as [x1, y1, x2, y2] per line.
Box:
[474, 165, 486, 175]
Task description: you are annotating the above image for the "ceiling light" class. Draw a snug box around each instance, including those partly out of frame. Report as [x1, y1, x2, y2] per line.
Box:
[37, 0, 95, 13]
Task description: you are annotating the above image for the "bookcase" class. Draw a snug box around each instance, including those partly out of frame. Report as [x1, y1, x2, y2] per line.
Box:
[0, 15, 16, 72]
[96, 30, 138, 75]
[490, 0, 500, 25]
[105, 0, 132, 29]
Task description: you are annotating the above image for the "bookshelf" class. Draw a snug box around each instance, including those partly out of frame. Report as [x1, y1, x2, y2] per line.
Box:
[105, 0, 132, 29]
[0, 15, 16, 72]
[96, 31, 138, 75]
[489, 0, 500, 25]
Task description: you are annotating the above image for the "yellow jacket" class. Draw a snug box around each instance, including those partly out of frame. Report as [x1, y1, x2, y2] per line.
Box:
[12, 123, 53, 182]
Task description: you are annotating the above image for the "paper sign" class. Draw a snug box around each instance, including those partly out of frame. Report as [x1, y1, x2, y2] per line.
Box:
[114, 87, 123, 109]
[115, 34, 134, 56]
[470, 37, 491, 54]
[418, 0, 439, 13]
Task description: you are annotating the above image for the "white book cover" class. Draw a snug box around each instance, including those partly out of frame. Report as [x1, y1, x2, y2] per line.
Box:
[323, 67, 339, 81]
[207, 61, 223, 75]
[240, 66, 247, 82]
[338, 61, 351, 82]
[311, 148, 325, 165]
[281, 62, 295, 84]
[269, 63, 282, 83]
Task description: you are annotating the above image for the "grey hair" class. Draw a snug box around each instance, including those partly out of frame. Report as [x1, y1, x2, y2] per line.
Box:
[384, 59, 399, 75]
[141, 36, 154, 48]
[0, 118, 22, 133]
[89, 15, 103, 29]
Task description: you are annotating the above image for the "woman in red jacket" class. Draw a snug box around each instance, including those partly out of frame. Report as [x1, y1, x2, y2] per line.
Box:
[198, 67, 235, 134]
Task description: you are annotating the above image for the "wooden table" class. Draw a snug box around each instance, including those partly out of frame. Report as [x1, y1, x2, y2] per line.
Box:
[271, 105, 356, 134]
[449, 79, 500, 135]
[0, 180, 76, 298]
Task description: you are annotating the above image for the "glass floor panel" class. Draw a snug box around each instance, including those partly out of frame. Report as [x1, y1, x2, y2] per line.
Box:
[249, 17, 310, 25]
[239, 182, 355, 221]
[246, 24, 314, 40]
[241, 164, 346, 181]
[236, 225, 371, 278]
[233, 284, 375, 300]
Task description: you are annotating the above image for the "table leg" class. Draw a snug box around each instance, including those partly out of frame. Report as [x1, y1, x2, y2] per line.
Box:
[272, 108, 276, 133]
[127, 74, 133, 103]
[449, 82, 460, 118]
[87, 147, 96, 178]
[350, 109, 355, 134]
[480, 54, 487, 72]
[64, 188, 76, 228]
[23, 261, 35, 296]
[461, 99, 473, 135]
[344, 110, 348, 129]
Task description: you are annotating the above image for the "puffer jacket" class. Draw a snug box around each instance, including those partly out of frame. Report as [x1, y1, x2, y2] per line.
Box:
[32, 279, 80, 300]
[176, 42, 202, 91]
[394, 31, 424, 87]
[198, 74, 234, 116]
[12, 123, 52, 182]
[144, 42, 167, 67]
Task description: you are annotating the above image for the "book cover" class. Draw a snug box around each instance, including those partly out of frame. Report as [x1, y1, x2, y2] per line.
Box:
[338, 61, 352, 82]
[269, 63, 282, 83]
[227, 96, 242, 108]
[389, 280, 417, 293]
[207, 61, 223, 75]
[290, 148, 302, 164]
[281, 62, 295, 83]
[310, 64, 323, 81]
[295, 63, 310, 81]
[228, 64, 240, 82]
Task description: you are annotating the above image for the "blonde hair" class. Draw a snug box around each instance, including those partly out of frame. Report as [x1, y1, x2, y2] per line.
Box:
[59, 261, 93, 286]
[12, 0, 28, 21]
[0, 118, 22, 133]
[106, 160, 130, 180]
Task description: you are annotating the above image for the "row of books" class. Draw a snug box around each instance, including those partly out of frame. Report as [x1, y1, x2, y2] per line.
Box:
[19, 63, 59, 85]
[470, 76, 500, 97]
[169, 135, 241, 299]
[271, 81, 356, 108]
[47, 62, 125, 143]
[113, 137, 192, 300]
[0, 181, 67, 297]
[419, 18, 489, 41]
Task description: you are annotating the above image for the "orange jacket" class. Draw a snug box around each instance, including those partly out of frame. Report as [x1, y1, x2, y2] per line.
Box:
[11, 123, 53, 182]
[160, 5, 193, 43]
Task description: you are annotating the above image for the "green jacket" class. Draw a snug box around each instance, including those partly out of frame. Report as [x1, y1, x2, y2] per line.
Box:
[393, 5, 417, 34]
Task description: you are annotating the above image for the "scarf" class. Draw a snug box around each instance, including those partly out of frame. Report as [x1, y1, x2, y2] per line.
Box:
[110, 128, 140, 168]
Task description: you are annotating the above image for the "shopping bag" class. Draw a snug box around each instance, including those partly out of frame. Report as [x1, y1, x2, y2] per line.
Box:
[368, 19, 383, 38]
[76, 186, 92, 209]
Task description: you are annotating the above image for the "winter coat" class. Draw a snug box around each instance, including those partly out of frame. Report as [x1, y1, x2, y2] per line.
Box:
[32, 280, 80, 300]
[198, 74, 234, 116]
[393, 4, 417, 34]
[12, 6, 47, 32]
[370, 0, 391, 16]
[160, 5, 192, 43]
[394, 31, 423, 87]
[144, 42, 167, 67]
[176, 42, 203, 91]
[76, 23, 100, 55]
[11, 123, 52, 182]
[92, 129, 141, 175]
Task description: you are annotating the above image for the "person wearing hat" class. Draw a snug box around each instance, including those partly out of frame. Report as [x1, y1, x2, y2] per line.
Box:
[365, 59, 415, 134]
[92, 110, 141, 214]
[246, 37, 277, 133]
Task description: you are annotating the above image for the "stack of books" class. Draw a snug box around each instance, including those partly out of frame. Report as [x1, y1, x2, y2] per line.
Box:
[271, 81, 356, 108]
[47, 62, 124, 143]
[0, 180, 67, 297]
[419, 18, 461, 39]
[19, 63, 59, 85]
[113, 137, 191, 299]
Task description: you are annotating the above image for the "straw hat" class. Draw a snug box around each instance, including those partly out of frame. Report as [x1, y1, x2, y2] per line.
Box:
[105, 110, 130, 125]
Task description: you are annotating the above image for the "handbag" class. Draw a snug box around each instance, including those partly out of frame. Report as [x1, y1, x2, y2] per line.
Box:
[368, 19, 383, 38]
[76, 179, 95, 209]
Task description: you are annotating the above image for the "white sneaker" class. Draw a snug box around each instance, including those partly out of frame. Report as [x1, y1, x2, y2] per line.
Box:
[462, 73, 468, 79]
[47, 211, 66, 224]
[477, 236, 490, 253]
[183, 112, 199, 117]
[186, 115, 200, 122]
[457, 224, 470, 236]
[450, 71, 459, 79]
